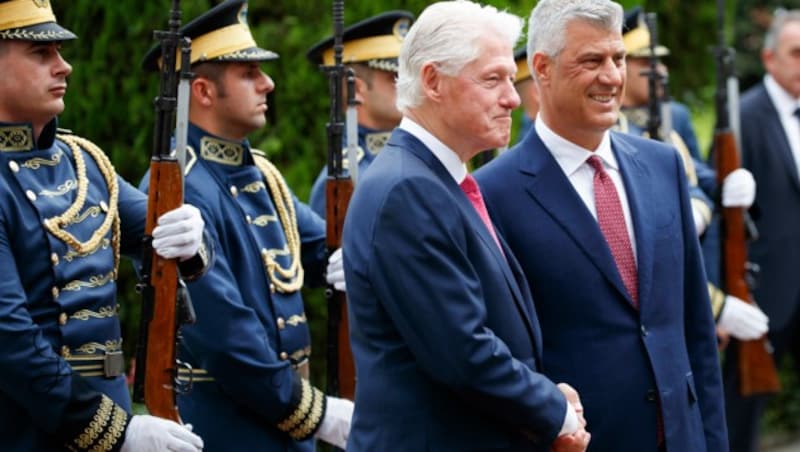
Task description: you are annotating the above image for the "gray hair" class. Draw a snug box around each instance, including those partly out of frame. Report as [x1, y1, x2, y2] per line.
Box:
[527, 0, 622, 67]
[396, 0, 523, 112]
[764, 8, 800, 52]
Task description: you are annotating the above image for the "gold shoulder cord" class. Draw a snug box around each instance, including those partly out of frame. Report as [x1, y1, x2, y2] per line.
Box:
[253, 154, 304, 293]
[44, 135, 121, 276]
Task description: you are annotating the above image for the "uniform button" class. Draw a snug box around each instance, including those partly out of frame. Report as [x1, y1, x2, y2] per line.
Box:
[99, 200, 109, 212]
[640, 325, 648, 337]
[229, 186, 238, 197]
[8, 161, 19, 172]
[261, 248, 269, 259]
[270, 283, 276, 294]
[277, 317, 286, 329]
[52, 286, 59, 299]
[279, 352, 289, 360]
[26, 190, 36, 202]
[61, 345, 70, 357]
[51, 252, 59, 266]
[646, 389, 658, 402]
[59, 312, 68, 325]
[246, 215, 252, 224]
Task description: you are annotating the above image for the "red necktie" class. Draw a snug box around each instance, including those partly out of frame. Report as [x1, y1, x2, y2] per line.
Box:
[460, 174, 503, 252]
[587, 156, 639, 307]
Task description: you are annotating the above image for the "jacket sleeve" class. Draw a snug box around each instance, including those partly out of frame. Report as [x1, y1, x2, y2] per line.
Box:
[0, 206, 130, 451]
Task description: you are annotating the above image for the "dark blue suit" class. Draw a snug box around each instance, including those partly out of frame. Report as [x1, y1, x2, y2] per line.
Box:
[475, 129, 728, 452]
[724, 81, 800, 452]
[343, 128, 568, 451]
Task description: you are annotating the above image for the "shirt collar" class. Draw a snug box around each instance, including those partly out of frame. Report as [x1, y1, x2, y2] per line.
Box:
[399, 116, 467, 183]
[535, 117, 616, 176]
[764, 74, 800, 117]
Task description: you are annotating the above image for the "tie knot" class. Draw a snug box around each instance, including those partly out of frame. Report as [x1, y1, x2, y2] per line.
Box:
[794, 106, 800, 119]
[460, 173, 479, 195]
[587, 155, 605, 174]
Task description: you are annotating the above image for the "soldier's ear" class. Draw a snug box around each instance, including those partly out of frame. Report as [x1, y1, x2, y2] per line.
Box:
[191, 77, 216, 107]
[353, 76, 368, 104]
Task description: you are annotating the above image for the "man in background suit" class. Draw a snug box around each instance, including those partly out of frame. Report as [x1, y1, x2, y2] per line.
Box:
[725, 9, 800, 452]
[342, 1, 589, 450]
[475, 0, 728, 450]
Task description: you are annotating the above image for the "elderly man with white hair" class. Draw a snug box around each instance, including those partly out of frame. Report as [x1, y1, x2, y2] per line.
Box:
[341, 1, 590, 451]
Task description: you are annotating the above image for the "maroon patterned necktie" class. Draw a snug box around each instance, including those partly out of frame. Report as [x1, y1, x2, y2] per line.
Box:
[460, 174, 503, 252]
[586, 155, 638, 307]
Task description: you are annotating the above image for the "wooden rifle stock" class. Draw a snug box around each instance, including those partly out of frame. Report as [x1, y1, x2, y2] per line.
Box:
[714, 130, 780, 396]
[142, 160, 184, 422]
[326, 179, 354, 400]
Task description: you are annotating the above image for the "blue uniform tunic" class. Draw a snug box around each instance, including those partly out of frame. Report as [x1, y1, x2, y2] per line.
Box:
[0, 119, 146, 451]
[141, 124, 329, 451]
[308, 125, 392, 218]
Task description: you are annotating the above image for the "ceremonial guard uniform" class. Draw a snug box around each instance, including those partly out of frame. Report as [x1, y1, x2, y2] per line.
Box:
[141, 2, 339, 450]
[306, 11, 413, 218]
[0, 2, 209, 450]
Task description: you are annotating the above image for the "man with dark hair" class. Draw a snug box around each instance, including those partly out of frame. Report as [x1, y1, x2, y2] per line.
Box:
[0, 1, 209, 450]
[306, 11, 413, 218]
[140, 1, 352, 450]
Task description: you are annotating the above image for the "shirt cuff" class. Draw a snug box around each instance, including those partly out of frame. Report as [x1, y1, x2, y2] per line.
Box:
[559, 400, 579, 436]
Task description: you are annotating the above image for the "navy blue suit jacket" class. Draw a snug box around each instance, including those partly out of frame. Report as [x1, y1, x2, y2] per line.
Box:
[475, 129, 728, 452]
[740, 82, 800, 332]
[343, 128, 567, 451]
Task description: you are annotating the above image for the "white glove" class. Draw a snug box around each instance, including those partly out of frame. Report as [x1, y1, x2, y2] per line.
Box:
[152, 204, 204, 261]
[326, 248, 346, 292]
[121, 415, 204, 452]
[315, 396, 354, 449]
[718, 295, 769, 341]
[722, 168, 756, 208]
[692, 205, 708, 236]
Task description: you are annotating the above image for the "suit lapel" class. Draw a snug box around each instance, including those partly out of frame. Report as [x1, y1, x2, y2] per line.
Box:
[390, 130, 541, 346]
[612, 134, 655, 311]
[758, 86, 800, 192]
[518, 131, 635, 307]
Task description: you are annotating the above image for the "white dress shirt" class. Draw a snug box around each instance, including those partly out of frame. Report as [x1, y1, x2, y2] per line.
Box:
[399, 117, 467, 184]
[535, 118, 638, 263]
[764, 74, 800, 181]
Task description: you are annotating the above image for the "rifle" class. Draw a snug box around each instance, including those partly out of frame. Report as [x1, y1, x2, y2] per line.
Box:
[712, 0, 780, 397]
[134, 0, 196, 421]
[324, 0, 356, 402]
[643, 12, 663, 141]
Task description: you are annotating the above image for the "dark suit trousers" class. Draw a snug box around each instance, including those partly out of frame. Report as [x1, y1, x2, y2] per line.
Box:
[723, 297, 800, 452]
